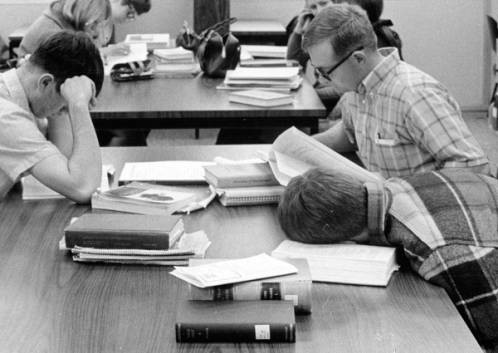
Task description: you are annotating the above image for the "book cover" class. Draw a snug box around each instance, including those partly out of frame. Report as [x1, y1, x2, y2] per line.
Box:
[175, 301, 296, 342]
[203, 162, 279, 188]
[225, 67, 299, 81]
[187, 258, 312, 314]
[217, 185, 285, 206]
[229, 90, 294, 107]
[272, 240, 399, 287]
[91, 182, 196, 215]
[64, 213, 183, 250]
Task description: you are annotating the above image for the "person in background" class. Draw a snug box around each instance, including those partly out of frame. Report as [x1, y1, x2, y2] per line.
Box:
[303, 4, 489, 177]
[0, 31, 104, 203]
[278, 167, 498, 352]
[19, 0, 112, 57]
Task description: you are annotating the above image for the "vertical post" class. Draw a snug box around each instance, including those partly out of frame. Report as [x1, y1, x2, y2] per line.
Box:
[193, 0, 230, 34]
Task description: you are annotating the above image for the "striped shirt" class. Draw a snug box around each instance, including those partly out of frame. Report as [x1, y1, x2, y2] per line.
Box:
[341, 48, 489, 178]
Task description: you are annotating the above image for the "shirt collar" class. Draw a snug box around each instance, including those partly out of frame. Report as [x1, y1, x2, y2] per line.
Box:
[1, 69, 31, 114]
[357, 47, 400, 95]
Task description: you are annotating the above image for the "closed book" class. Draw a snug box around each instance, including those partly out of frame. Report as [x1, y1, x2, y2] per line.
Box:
[91, 182, 196, 215]
[64, 213, 184, 250]
[188, 258, 312, 314]
[175, 301, 295, 342]
[217, 185, 284, 206]
[203, 162, 279, 188]
[225, 67, 299, 81]
[229, 90, 293, 107]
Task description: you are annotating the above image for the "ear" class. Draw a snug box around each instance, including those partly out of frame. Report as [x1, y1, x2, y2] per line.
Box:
[37, 73, 55, 91]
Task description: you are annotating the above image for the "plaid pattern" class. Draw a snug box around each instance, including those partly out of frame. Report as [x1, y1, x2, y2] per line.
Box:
[384, 169, 498, 351]
[341, 48, 489, 178]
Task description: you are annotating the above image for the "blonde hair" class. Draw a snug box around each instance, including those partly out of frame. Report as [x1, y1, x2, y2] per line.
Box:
[51, 0, 111, 31]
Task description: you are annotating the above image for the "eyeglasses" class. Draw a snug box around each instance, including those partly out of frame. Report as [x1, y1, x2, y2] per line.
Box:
[127, 3, 137, 20]
[313, 46, 363, 81]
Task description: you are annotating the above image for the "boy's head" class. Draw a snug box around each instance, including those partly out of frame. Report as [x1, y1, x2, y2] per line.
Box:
[277, 168, 367, 243]
[111, 0, 151, 23]
[302, 4, 377, 93]
[26, 31, 104, 117]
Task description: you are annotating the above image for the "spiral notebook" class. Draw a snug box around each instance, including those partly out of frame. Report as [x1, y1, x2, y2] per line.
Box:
[216, 185, 284, 206]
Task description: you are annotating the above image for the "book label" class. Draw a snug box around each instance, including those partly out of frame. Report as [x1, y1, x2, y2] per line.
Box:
[255, 325, 270, 340]
[261, 282, 282, 300]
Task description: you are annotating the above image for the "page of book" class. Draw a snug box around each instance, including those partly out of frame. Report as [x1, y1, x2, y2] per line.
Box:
[119, 161, 216, 184]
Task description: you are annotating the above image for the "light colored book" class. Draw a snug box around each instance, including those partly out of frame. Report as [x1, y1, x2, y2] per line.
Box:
[268, 127, 383, 186]
[171, 253, 297, 288]
[124, 33, 170, 50]
[118, 160, 216, 185]
[241, 45, 287, 58]
[216, 185, 285, 206]
[229, 89, 294, 107]
[153, 47, 194, 61]
[272, 240, 399, 287]
[225, 67, 299, 81]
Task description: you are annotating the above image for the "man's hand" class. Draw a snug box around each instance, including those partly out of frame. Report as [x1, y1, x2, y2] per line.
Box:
[294, 10, 314, 35]
[60, 76, 96, 108]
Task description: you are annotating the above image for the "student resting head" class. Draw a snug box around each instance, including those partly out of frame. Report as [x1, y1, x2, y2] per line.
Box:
[110, 0, 151, 24]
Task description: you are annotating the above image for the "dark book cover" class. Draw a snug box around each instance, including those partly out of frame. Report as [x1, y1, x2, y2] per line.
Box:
[64, 213, 183, 250]
[203, 163, 279, 188]
[175, 300, 295, 343]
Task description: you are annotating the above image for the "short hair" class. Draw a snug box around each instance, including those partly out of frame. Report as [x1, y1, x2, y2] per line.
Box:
[51, 0, 111, 31]
[339, 0, 383, 23]
[126, 0, 151, 15]
[302, 3, 377, 57]
[29, 31, 104, 96]
[277, 168, 367, 243]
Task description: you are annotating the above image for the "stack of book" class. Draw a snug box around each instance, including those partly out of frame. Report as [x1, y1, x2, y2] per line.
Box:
[152, 47, 200, 77]
[203, 162, 284, 206]
[272, 240, 399, 287]
[219, 67, 302, 91]
[60, 213, 210, 265]
[172, 254, 308, 342]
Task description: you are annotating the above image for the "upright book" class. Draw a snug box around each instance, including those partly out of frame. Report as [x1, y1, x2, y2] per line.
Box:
[64, 213, 184, 250]
[188, 258, 312, 314]
[272, 240, 399, 287]
[229, 89, 294, 107]
[203, 162, 279, 188]
[175, 300, 296, 343]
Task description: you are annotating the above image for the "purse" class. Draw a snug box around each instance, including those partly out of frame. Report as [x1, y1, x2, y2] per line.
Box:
[110, 60, 154, 82]
[176, 18, 240, 78]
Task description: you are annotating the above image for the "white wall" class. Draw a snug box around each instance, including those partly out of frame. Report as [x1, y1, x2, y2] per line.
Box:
[0, 0, 491, 108]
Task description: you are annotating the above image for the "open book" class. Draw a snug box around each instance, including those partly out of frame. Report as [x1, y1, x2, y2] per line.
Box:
[268, 127, 382, 186]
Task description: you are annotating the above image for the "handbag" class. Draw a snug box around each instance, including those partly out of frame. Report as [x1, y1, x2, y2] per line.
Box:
[110, 60, 154, 82]
[176, 18, 240, 78]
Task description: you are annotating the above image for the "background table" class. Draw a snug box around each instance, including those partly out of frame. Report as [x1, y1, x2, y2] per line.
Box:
[91, 75, 325, 134]
[0, 145, 483, 353]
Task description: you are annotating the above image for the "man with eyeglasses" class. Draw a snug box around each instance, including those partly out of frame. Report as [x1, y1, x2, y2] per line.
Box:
[302, 4, 490, 178]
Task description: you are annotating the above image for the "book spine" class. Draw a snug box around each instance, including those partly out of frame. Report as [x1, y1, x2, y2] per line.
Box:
[175, 322, 295, 342]
[187, 282, 311, 315]
[64, 231, 170, 250]
[214, 176, 278, 188]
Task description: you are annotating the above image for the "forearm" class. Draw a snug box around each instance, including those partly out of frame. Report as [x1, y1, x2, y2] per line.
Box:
[313, 121, 356, 153]
[47, 111, 73, 157]
[286, 33, 309, 68]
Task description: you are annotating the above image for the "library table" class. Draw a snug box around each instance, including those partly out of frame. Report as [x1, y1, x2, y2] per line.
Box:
[91, 75, 325, 134]
[0, 145, 483, 353]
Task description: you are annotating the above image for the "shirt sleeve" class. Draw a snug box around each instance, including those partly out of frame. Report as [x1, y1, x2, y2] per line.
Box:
[403, 84, 489, 169]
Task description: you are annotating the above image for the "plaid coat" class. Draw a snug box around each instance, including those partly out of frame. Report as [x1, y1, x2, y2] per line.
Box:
[382, 169, 498, 352]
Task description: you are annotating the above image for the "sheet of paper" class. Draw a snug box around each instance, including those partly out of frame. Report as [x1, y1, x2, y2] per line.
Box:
[119, 161, 216, 184]
[170, 253, 297, 288]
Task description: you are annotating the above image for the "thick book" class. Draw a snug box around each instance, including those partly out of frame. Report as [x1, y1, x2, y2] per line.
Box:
[187, 258, 312, 315]
[241, 45, 288, 59]
[203, 162, 279, 188]
[64, 213, 184, 250]
[217, 185, 284, 206]
[272, 240, 399, 287]
[91, 182, 196, 215]
[175, 300, 296, 342]
[229, 89, 293, 107]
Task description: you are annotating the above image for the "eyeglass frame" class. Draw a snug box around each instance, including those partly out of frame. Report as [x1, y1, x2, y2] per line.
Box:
[313, 46, 364, 81]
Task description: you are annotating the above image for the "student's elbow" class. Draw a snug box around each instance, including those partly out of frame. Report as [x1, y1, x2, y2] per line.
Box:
[65, 183, 98, 204]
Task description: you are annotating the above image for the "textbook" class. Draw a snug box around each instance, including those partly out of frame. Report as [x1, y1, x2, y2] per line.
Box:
[118, 160, 215, 185]
[229, 89, 294, 107]
[187, 258, 312, 315]
[153, 47, 194, 62]
[269, 127, 383, 186]
[272, 240, 399, 287]
[203, 162, 279, 188]
[171, 253, 297, 288]
[91, 182, 196, 215]
[124, 33, 170, 50]
[175, 300, 296, 342]
[64, 213, 184, 250]
[225, 67, 300, 81]
[216, 185, 284, 206]
[241, 45, 288, 59]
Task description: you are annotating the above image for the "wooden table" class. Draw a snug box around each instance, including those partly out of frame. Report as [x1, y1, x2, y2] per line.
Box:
[91, 75, 325, 134]
[0, 145, 483, 353]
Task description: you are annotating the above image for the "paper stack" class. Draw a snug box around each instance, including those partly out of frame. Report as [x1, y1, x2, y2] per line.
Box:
[220, 67, 302, 91]
[153, 47, 201, 77]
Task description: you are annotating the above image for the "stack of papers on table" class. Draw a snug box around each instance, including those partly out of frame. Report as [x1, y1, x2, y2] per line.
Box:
[272, 240, 399, 287]
[221, 67, 302, 91]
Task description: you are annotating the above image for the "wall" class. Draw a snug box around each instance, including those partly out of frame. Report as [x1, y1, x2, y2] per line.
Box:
[0, 0, 490, 108]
